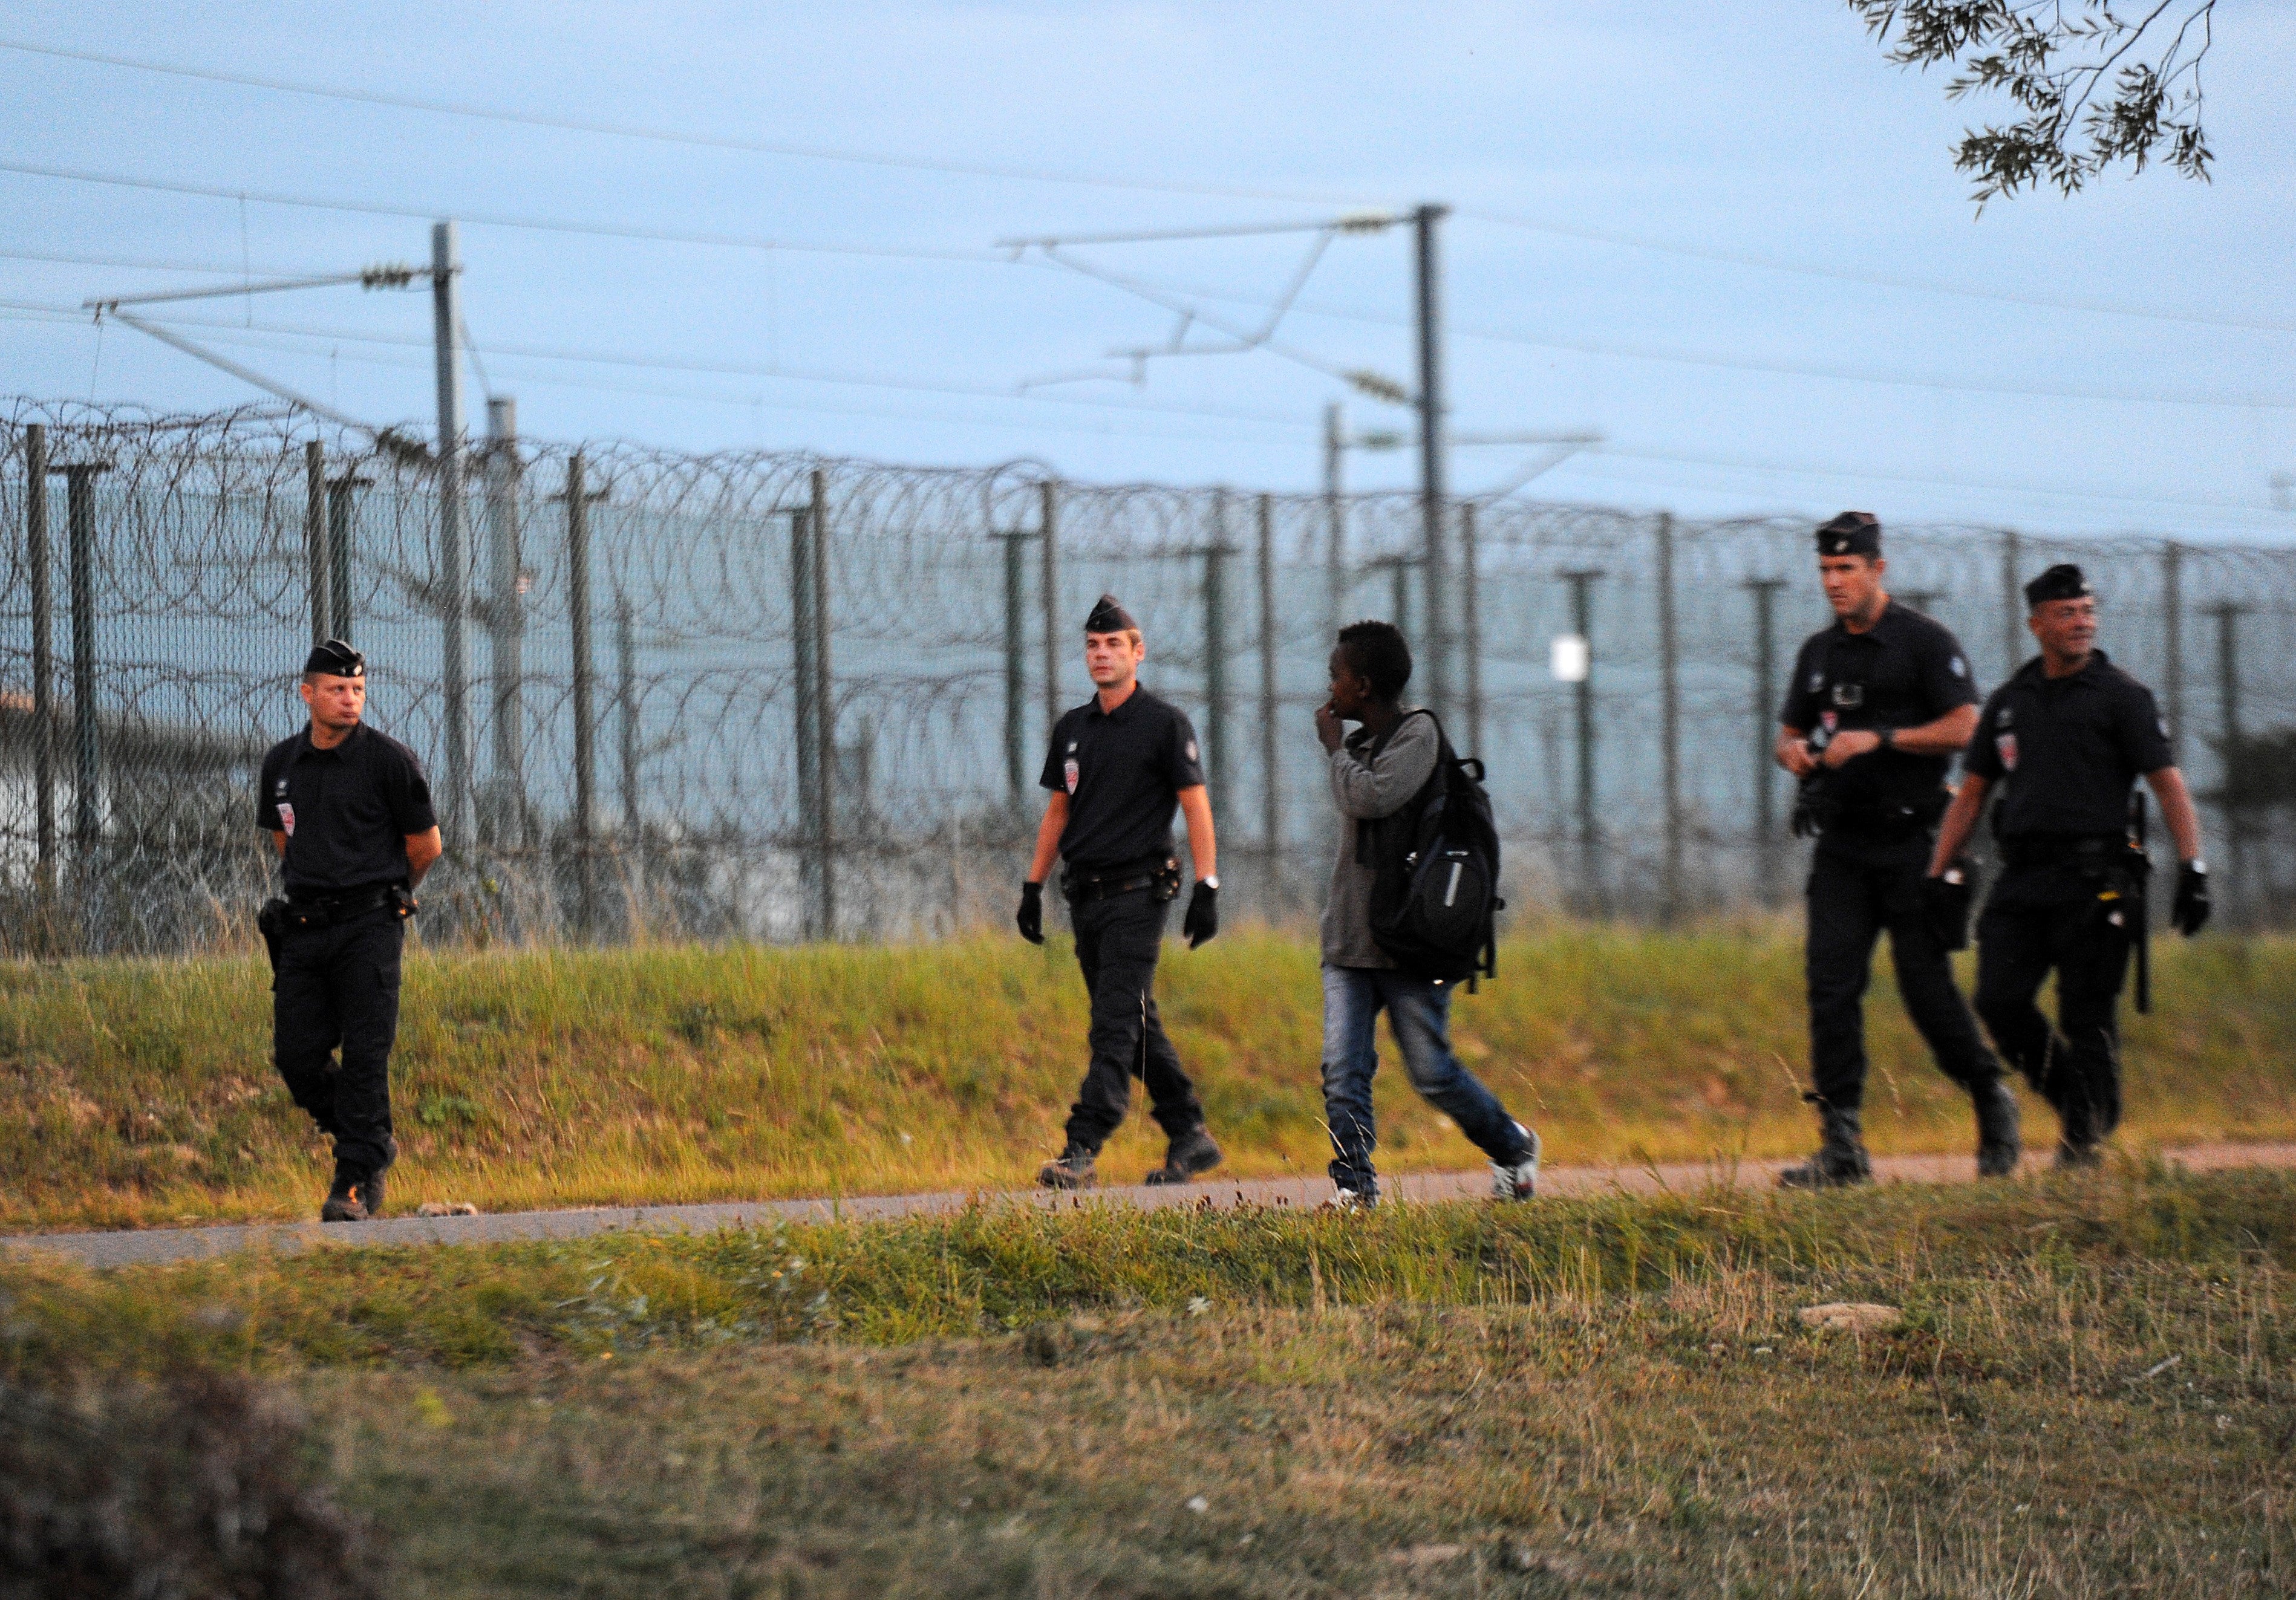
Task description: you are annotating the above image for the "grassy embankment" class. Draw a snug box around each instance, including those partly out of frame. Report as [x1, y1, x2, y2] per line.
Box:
[3, 925, 2294, 1231]
[2, 1166, 2290, 1596]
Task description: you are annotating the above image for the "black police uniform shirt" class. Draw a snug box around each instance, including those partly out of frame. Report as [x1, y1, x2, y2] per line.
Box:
[1039, 686, 1207, 873]
[256, 721, 439, 899]
[1963, 649, 2174, 839]
[1779, 602, 1980, 825]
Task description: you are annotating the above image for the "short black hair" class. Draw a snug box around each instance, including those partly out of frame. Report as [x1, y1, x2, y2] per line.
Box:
[1335, 620, 1412, 700]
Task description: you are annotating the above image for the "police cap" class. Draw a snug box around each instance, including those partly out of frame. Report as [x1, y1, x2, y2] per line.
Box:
[1084, 593, 1138, 634]
[1815, 511, 1881, 559]
[2023, 563, 2093, 610]
[304, 639, 366, 678]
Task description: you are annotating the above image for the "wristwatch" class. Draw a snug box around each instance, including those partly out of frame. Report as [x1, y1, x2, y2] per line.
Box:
[1877, 726, 1896, 752]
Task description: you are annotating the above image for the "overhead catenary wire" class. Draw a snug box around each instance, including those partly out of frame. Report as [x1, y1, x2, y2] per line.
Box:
[0, 158, 1011, 264]
[21, 324, 1298, 444]
[4, 303, 2275, 521]
[1455, 208, 2296, 337]
[1, 34, 2280, 334]
[1017, 260, 2296, 411]
[0, 296, 1320, 429]
[0, 35, 1378, 209]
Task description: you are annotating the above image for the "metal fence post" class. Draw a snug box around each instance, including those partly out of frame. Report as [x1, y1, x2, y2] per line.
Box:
[616, 594, 641, 837]
[64, 464, 105, 857]
[1040, 478, 1061, 733]
[1256, 492, 1280, 908]
[302, 441, 329, 647]
[1461, 499, 1485, 759]
[1745, 576, 1786, 905]
[999, 525, 1030, 801]
[790, 503, 820, 938]
[325, 471, 364, 642]
[432, 223, 472, 850]
[1561, 568, 1603, 915]
[24, 426, 54, 907]
[1204, 490, 1233, 826]
[1999, 528, 2023, 683]
[1656, 513, 1682, 921]
[564, 453, 598, 938]
[484, 397, 524, 841]
[2211, 601, 2247, 925]
[2162, 541, 2184, 764]
[814, 470, 836, 939]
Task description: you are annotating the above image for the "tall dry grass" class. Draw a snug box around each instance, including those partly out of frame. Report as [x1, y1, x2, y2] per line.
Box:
[3, 925, 2292, 1229]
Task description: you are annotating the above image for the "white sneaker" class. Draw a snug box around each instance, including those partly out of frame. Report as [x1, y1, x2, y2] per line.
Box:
[1490, 1124, 1541, 1201]
[1320, 1188, 1375, 1212]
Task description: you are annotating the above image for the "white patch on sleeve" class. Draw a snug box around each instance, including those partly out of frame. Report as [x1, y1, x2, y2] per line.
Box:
[277, 802, 297, 837]
[1951, 656, 1966, 678]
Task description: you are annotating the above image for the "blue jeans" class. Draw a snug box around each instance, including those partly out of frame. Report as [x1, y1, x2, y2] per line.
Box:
[1320, 964, 1528, 1198]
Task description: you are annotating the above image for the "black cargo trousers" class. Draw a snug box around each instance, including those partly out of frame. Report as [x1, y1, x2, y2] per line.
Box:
[273, 906, 404, 1176]
[1973, 863, 2134, 1150]
[1062, 887, 1205, 1153]
[1806, 831, 2001, 1113]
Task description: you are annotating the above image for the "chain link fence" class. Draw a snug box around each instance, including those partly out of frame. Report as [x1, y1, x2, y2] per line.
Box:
[5, 400, 2294, 955]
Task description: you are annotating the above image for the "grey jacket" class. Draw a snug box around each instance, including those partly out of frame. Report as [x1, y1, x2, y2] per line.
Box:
[1320, 711, 1439, 968]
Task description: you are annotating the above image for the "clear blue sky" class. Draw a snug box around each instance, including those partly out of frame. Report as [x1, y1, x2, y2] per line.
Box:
[3, 1, 2292, 538]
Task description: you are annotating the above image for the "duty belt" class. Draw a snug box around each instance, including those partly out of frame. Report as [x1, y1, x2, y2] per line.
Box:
[281, 884, 397, 929]
[1999, 834, 2123, 871]
[1060, 857, 1181, 904]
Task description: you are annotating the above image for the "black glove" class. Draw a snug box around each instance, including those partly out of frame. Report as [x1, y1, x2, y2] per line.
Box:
[1016, 880, 1045, 945]
[1182, 879, 1218, 949]
[1923, 862, 1975, 952]
[2171, 862, 2210, 937]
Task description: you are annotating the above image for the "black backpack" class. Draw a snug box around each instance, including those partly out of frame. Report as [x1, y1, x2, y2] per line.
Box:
[1362, 711, 1504, 988]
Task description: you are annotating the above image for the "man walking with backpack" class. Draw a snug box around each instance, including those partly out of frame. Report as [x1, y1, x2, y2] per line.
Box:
[1314, 620, 1541, 1209]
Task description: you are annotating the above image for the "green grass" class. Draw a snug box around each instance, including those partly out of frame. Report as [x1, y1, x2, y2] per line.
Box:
[3, 925, 2294, 1231]
[4, 1168, 2291, 1596]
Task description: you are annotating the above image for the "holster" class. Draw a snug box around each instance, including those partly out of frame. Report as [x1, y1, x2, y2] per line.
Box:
[255, 897, 288, 972]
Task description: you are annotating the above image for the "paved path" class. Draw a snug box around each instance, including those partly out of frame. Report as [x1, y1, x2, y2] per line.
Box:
[7, 1142, 2292, 1272]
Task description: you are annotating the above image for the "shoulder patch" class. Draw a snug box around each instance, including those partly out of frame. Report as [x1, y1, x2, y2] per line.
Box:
[1951, 656, 1966, 678]
[1186, 740, 1199, 763]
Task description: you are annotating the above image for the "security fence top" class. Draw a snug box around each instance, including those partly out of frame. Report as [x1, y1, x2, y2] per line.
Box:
[5, 398, 2295, 951]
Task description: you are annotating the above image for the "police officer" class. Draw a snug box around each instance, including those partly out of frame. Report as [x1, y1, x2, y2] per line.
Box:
[1927, 564, 2208, 1168]
[1019, 595, 1224, 1190]
[1775, 512, 2014, 1188]
[256, 640, 442, 1221]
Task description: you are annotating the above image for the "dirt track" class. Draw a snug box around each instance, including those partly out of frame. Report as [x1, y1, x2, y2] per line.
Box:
[6, 1141, 2292, 1272]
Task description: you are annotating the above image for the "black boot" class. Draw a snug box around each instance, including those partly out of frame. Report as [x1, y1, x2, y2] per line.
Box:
[319, 1136, 397, 1222]
[1778, 1104, 1871, 1190]
[2050, 1073, 2103, 1171]
[1037, 1145, 1097, 1191]
[320, 1166, 377, 1223]
[1972, 1078, 2021, 1177]
[1144, 1126, 1222, 1186]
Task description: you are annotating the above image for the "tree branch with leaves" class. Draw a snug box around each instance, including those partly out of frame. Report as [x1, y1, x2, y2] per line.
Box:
[1851, 1, 2216, 204]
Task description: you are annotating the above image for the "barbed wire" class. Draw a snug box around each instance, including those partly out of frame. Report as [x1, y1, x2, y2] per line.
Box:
[3, 399, 2292, 953]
